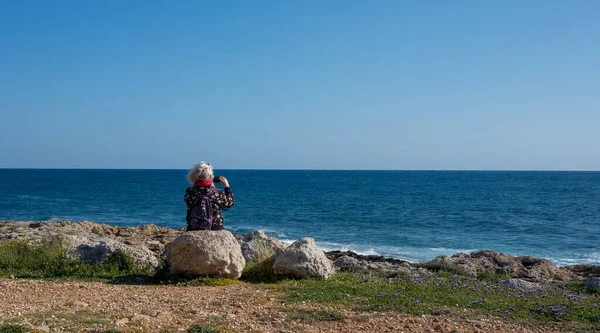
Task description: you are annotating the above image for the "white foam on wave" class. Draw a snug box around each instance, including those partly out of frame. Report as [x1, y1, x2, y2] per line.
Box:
[229, 224, 598, 265]
[228, 224, 280, 235]
[313, 241, 478, 262]
[551, 253, 600, 266]
[259, 234, 478, 262]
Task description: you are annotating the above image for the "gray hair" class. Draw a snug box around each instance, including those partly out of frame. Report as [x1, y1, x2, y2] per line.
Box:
[187, 161, 214, 183]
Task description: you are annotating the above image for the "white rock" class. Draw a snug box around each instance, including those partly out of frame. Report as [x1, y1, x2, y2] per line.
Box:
[238, 230, 287, 263]
[273, 237, 335, 279]
[503, 278, 542, 291]
[165, 230, 245, 279]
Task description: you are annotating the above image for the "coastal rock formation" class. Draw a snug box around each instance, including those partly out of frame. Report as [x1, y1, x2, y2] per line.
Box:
[65, 238, 159, 268]
[428, 250, 577, 282]
[563, 264, 600, 278]
[273, 237, 334, 279]
[0, 221, 182, 268]
[2, 220, 599, 283]
[326, 250, 412, 272]
[165, 230, 245, 279]
[238, 230, 287, 263]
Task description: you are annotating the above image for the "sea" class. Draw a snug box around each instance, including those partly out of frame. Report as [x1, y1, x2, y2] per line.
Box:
[1, 169, 599, 266]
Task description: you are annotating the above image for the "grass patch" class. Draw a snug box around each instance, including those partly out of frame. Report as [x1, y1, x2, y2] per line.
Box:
[270, 272, 600, 324]
[563, 282, 600, 295]
[416, 262, 469, 276]
[187, 324, 219, 333]
[0, 238, 150, 279]
[241, 255, 280, 283]
[477, 271, 511, 281]
[285, 308, 346, 323]
[177, 276, 244, 287]
[0, 324, 28, 333]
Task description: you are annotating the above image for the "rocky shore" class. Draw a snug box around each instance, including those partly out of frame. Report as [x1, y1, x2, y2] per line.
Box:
[1, 220, 598, 284]
[2, 220, 600, 333]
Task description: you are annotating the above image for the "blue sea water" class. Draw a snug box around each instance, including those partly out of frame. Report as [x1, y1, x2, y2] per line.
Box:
[1, 169, 599, 266]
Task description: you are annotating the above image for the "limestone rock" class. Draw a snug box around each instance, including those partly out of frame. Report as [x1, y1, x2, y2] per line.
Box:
[333, 255, 366, 272]
[426, 250, 576, 282]
[503, 278, 542, 291]
[564, 264, 600, 278]
[238, 230, 287, 263]
[65, 238, 159, 269]
[165, 230, 245, 279]
[326, 250, 412, 274]
[273, 237, 334, 279]
[1, 220, 185, 270]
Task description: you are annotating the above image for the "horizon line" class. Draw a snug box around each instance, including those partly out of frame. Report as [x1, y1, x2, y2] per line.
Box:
[1, 167, 599, 172]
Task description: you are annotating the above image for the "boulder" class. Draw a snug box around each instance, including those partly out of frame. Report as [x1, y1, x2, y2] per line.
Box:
[238, 230, 287, 263]
[503, 278, 542, 291]
[273, 237, 334, 279]
[333, 255, 367, 272]
[326, 250, 412, 274]
[65, 238, 159, 269]
[427, 250, 576, 282]
[564, 264, 600, 278]
[165, 231, 245, 279]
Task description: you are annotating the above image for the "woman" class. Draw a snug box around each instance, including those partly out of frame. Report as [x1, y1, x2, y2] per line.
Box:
[184, 162, 234, 231]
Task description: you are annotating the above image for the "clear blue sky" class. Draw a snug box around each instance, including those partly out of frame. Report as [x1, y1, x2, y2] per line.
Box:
[1, 1, 599, 170]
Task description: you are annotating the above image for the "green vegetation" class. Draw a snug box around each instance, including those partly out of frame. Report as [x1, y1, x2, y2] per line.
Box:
[476, 271, 511, 280]
[177, 276, 244, 287]
[0, 324, 28, 333]
[240, 240, 280, 283]
[2, 237, 600, 329]
[241, 255, 279, 282]
[270, 273, 600, 324]
[415, 262, 469, 276]
[0, 238, 149, 279]
[187, 324, 219, 333]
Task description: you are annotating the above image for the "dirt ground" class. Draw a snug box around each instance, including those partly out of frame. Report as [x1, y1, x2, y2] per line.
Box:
[0, 279, 570, 333]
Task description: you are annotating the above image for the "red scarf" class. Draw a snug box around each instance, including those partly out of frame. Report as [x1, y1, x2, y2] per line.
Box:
[194, 179, 214, 187]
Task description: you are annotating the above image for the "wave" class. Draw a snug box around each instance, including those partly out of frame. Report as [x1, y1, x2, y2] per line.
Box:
[551, 253, 600, 266]
[275, 238, 476, 263]
[227, 224, 281, 235]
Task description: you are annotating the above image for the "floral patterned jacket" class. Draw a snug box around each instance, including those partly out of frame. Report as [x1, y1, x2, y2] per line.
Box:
[184, 186, 234, 230]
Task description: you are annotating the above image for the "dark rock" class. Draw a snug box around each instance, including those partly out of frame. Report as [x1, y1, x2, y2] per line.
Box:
[564, 264, 600, 278]
[584, 278, 600, 289]
[325, 250, 410, 266]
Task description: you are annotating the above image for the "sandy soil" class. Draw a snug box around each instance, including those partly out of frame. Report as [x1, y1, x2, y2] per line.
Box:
[0, 279, 568, 333]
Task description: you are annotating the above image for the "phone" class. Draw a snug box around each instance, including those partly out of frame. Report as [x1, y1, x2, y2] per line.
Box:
[213, 176, 221, 183]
